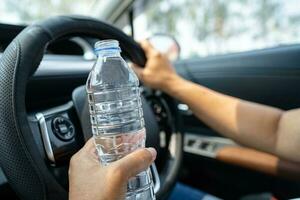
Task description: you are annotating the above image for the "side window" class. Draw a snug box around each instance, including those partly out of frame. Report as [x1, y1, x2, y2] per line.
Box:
[133, 0, 300, 59]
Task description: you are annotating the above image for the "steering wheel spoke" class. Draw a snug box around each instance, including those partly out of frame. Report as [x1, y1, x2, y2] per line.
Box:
[34, 102, 83, 165]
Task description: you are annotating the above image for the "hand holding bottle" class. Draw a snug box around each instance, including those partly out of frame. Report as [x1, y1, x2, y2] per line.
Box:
[69, 138, 156, 200]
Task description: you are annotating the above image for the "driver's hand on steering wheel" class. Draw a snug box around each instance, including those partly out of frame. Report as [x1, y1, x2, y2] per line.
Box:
[68, 138, 157, 200]
[132, 40, 180, 92]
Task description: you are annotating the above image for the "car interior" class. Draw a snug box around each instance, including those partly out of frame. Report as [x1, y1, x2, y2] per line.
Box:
[1, 0, 300, 199]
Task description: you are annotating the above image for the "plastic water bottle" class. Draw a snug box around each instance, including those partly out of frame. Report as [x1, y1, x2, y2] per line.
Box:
[86, 40, 155, 200]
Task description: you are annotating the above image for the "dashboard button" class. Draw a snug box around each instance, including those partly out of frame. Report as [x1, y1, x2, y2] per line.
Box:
[52, 116, 75, 141]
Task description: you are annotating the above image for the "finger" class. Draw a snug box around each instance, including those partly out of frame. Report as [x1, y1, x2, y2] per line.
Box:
[82, 137, 95, 153]
[84, 138, 101, 161]
[131, 64, 144, 80]
[85, 142, 101, 165]
[70, 138, 94, 161]
[76, 137, 96, 158]
[112, 148, 157, 179]
[140, 40, 159, 58]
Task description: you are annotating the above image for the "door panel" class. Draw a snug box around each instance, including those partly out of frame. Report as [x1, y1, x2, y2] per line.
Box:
[177, 44, 300, 109]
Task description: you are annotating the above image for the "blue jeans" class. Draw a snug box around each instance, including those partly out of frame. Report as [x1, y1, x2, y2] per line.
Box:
[168, 183, 220, 200]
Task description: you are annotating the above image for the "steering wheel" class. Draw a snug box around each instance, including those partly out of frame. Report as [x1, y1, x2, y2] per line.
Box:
[0, 16, 182, 200]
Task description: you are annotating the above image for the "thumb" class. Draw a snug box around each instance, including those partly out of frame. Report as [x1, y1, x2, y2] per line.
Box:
[111, 148, 157, 179]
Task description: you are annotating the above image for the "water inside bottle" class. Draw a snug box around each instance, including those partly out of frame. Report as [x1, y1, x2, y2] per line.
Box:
[94, 128, 146, 165]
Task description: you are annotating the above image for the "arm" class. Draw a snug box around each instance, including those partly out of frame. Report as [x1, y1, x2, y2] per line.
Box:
[133, 40, 300, 162]
[165, 75, 300, 162]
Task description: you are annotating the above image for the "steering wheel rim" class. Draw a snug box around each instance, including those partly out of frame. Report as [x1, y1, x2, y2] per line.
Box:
[0, 16, 182, 200]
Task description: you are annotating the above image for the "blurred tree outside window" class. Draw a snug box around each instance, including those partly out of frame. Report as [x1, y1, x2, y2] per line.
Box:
[133, 0, 300, 59]
[0, 0, 100, 25]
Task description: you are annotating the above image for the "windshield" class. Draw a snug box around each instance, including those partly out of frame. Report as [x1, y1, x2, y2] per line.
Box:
[0, 0, 105, 25]
[134, 0, 300, 59]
